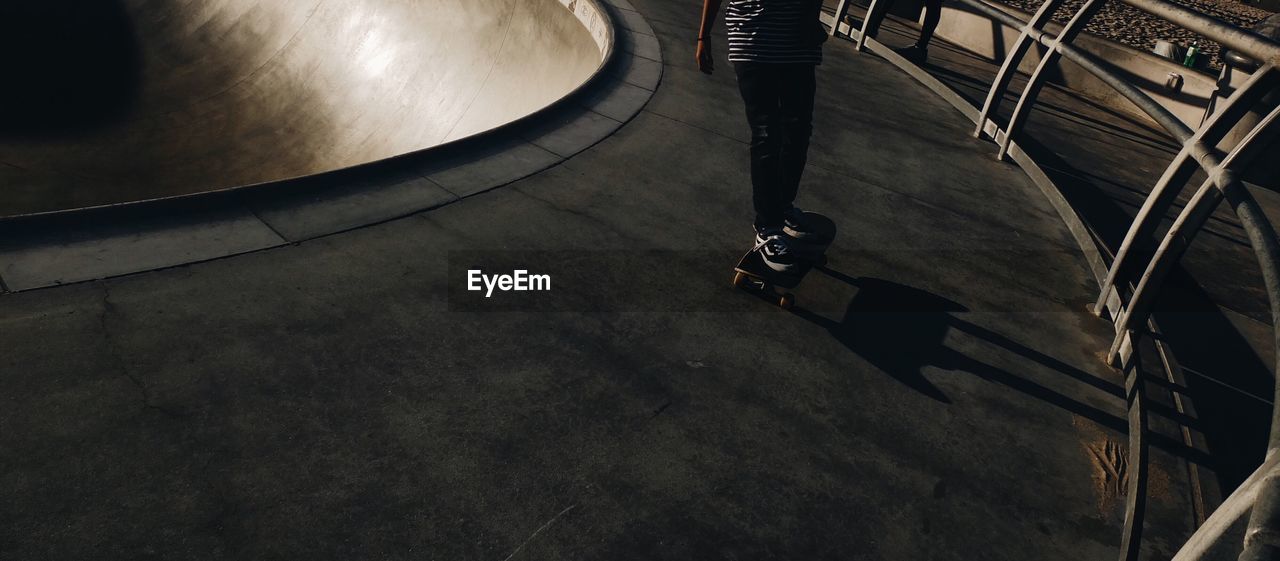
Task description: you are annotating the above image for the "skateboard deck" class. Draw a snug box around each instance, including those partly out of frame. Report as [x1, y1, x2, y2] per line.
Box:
[732, 212, 836, 309]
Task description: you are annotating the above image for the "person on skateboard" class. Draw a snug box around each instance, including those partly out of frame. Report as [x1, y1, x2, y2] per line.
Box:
[696, 0, 827, 274]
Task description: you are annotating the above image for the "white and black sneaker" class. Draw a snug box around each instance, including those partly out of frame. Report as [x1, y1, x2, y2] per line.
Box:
[783, 206, 823, 242]
[754, 226, 797, 273]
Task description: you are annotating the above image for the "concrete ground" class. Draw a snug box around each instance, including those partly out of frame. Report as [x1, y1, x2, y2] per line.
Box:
[1, 0, 1219, 559]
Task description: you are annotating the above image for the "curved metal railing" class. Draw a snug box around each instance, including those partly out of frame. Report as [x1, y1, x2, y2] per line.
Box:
[825, 0, 1280, 559]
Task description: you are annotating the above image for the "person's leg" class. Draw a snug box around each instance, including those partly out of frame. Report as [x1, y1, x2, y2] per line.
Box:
[863, 0, 889, 39]
[917, 0, 942, 48]
[733, 62, 798, 271]
[733, 62, 786, 228]
[775, 64, 816, 212]
[895, 0, 943, 62]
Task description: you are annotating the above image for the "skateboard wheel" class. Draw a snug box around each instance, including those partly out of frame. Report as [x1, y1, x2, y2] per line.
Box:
[778, 293, 795, 309]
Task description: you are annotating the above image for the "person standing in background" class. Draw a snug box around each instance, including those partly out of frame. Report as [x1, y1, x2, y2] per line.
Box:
[696, 0, 827, 273]
[894, 0, 942, 63]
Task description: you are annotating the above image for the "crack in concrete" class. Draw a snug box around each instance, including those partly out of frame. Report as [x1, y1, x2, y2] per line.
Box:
[500, 504, 577, 561]
[512, 187, 649, 246]
[98, 285, 184, 418]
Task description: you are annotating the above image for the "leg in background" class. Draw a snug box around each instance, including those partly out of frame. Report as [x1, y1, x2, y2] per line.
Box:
[918, 0, 942, 48]
[893, 0, 944, 62]
[864, 0, 888, 39]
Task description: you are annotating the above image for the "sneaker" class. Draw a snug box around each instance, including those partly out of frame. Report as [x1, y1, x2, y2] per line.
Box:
[893, 44, 928, 64]
[754, 225, 797, 273]
[782, 206, 824, 242]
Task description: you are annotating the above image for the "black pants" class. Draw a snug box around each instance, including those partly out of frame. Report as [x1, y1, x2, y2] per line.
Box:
[734, 62, 817, 228]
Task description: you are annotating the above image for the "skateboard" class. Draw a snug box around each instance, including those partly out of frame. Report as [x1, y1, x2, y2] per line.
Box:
[732, 211, 836, 309]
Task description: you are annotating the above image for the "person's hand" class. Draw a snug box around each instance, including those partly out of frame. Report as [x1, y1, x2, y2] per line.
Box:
[696, 38, 714, 74]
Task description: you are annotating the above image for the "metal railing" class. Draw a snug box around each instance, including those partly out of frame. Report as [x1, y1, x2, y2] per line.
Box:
[825, 0, 1280, 559]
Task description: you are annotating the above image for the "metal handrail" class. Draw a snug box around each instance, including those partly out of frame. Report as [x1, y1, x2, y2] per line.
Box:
[955, 0, 1196, 142]
[828, 0, 1280, 559]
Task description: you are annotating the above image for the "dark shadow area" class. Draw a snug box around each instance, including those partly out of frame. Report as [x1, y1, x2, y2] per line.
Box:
[0, 1, 140, 135]
[1016, 111, 1262, 307]
[797, 271, 1216, 465]
[994, 137, 1266, 492]
[920, 63, 1004, 104]
[820, 275, 966, 403]
[1013, 132, 1151, 250]
[1028, 96, 1180, 152]
[1152, 267, 1273, 494]
[1013, 135, 1271, 492]
[1042, 94, 1174, 146]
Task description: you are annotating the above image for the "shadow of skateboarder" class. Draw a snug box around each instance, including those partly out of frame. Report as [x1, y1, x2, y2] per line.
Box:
[801, 273, 966, 403]
[795, 270, 1130, 432]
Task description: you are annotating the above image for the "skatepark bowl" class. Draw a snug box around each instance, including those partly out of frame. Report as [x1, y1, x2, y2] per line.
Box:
[0, 0, 611, 217]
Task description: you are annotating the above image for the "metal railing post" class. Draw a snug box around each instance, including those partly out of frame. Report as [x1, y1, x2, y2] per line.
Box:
[1107, 98, 1280, 366]
[1093, 68, 1280, 319]
[1119, 349, 1150, 561]
[856, 0, 890, 52]
[996, 0, 1106, 160]
[828, 0, 887, 52]
[1170, 454, 1280, 560]
[1240, 468, 1280, 561]
[831, 0, 853, 38]
[973, 0, 1066, 138]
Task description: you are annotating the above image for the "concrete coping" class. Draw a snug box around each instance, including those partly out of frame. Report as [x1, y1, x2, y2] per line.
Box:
[0, 0, 661, 294]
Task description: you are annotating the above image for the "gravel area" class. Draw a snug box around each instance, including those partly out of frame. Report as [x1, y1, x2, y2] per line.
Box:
[997, 0, 1275, 69]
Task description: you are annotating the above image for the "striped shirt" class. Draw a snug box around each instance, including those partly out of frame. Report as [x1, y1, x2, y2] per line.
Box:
[725, 0, 823, 64]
